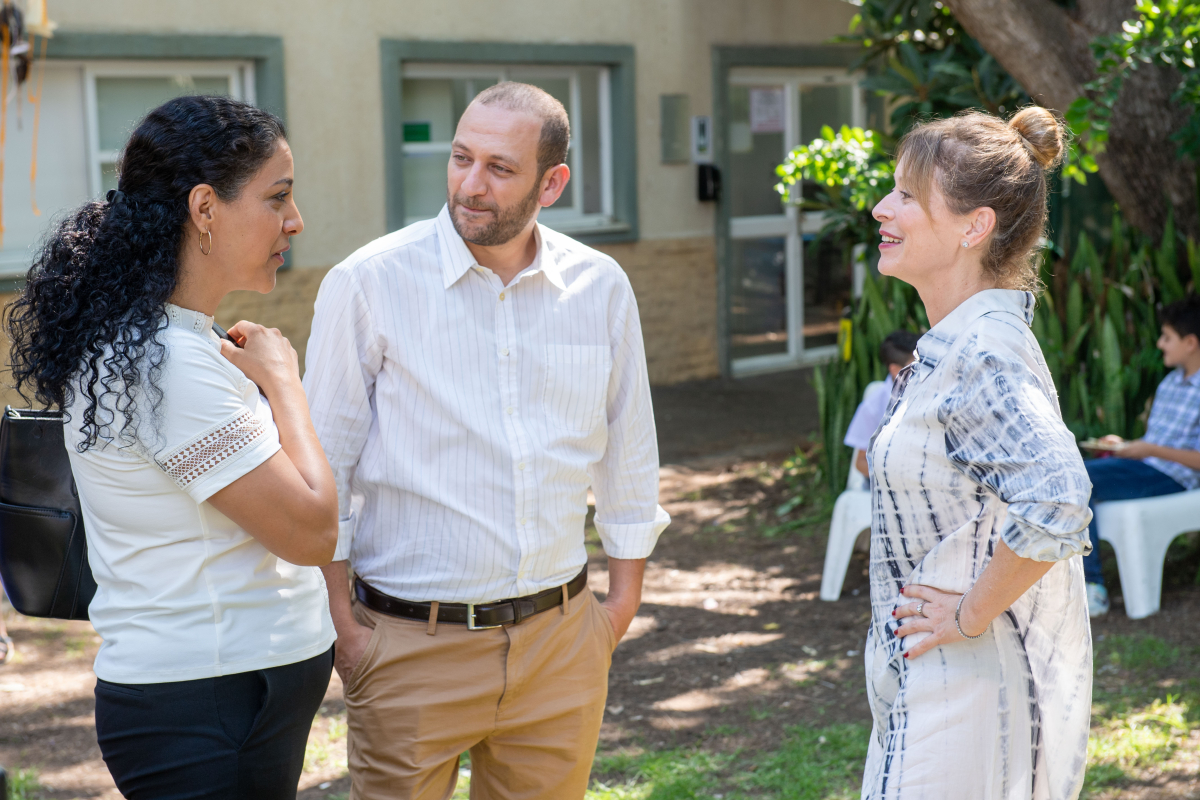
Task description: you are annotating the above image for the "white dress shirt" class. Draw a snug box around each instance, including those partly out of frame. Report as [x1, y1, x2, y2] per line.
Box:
[304, 205, 669, 603]
[67, 304, 335, 683]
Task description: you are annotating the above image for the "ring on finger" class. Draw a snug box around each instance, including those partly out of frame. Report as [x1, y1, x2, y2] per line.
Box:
[916, 601, 925, 616]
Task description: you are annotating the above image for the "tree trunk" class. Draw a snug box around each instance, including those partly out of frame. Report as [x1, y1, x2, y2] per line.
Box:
[945, 0, 1198, 242]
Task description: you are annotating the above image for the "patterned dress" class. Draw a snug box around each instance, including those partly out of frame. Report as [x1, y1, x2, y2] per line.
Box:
[862, 289, 1093, 800]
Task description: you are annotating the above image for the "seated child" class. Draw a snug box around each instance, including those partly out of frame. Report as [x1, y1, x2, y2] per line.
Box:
[844, 330, 921, 484]
[1082, 294, 1200, 616]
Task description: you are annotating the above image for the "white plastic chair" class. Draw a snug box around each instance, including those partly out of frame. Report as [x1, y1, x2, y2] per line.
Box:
[1093, 489, 1200, 619]
[820, 380, 883, 602]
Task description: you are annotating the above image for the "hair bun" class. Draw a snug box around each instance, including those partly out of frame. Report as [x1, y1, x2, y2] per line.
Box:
[1009, 107, 1065, 169]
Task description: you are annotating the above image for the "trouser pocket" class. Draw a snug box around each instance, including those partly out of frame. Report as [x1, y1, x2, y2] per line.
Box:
[214, 670, 269, 749]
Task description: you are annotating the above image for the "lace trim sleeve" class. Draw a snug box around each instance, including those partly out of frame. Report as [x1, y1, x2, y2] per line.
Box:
[155, 409, 269, 492]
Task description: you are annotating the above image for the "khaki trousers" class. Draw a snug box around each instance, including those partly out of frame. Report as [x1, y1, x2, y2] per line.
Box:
[344, 586, 616, 800]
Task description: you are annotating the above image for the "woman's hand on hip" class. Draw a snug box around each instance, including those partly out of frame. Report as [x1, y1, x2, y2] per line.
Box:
[218, 320, 300, 395]
[892, 584, 983, 660]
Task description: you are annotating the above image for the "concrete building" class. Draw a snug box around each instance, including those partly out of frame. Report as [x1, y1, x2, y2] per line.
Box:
[1, 0, 880, 407]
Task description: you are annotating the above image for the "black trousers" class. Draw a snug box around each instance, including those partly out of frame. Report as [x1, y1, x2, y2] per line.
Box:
[94, 647, 333, 800]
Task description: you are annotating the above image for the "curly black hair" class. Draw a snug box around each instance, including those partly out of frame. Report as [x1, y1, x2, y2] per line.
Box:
[7, 94, 286, 450]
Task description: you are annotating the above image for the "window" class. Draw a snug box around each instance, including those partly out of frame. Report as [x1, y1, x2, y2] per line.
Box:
[85, 60, 254, 196]
[0, 59, 253, 277]
[399, 62, 617, 234]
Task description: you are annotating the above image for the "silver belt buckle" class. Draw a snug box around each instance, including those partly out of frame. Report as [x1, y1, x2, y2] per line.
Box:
[466, 603, 502, 630]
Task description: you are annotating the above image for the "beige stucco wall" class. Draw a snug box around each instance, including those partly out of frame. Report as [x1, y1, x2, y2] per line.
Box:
[5, 0, 856, 395]
[210, 235, 717, 387]
[49, 0, 856, 256]
[0, 235, 714, 409]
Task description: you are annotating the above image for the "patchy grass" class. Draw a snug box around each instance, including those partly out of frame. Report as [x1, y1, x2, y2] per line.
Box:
[1084, 695, 1192, 794]
[584, 723, 870, 800]
[740, 724, 871, 799]
[1097, 634, 1181, 672]
[6, 767, 45, 799]
[438, 723, 870, 800]
[304, 711, 348, 775]
[1083, 633, 1200, 798]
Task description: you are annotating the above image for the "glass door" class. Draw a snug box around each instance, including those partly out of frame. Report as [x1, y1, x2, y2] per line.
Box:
[726, 69, 864, 377]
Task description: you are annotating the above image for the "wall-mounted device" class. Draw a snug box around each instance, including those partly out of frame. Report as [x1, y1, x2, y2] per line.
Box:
[697, 163, 720, 202]
[692, 115, 717, 202]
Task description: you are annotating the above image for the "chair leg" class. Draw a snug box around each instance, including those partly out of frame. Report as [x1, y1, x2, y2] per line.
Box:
[821, 497, 866, 602]
[1107, 515, 1172, 620]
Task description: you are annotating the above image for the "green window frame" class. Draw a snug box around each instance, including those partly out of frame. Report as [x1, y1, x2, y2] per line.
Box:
[380, 40, 638, 245]
[0, 32, 291, 289]
[46, 33, 285, 120]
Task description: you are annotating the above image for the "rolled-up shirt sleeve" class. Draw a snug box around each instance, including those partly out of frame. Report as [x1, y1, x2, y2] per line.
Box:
[589, 278, 670, 559]
[303, 262, 383, 562]
[151, 340, 281, 504]
[940, 334, 1093, 562]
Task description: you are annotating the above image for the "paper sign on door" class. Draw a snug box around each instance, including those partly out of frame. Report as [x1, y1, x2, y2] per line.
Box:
[749, 88, 785, 134]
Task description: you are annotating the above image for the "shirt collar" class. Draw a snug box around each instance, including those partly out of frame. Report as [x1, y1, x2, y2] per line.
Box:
[915, 288, 1035, 371]
[1176, 367, 1200, 387]
[164, 303, 215, 336]
[434, 204, 565, 291]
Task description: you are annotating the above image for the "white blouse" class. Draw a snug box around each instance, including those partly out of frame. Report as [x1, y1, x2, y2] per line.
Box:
[863, 290, 1093, 800]
[65, 304, 335, 684]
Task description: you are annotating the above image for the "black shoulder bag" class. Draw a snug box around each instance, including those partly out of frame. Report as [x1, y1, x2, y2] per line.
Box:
[0, 406, 96, 620]
[0, 325, 237, 620]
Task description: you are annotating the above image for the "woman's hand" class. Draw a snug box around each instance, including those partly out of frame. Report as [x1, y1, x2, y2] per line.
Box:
[892, 584, 986, 660]
[218, 320, 300, 396]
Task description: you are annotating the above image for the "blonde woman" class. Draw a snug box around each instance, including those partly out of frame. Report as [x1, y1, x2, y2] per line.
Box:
[863, 108, 1093, 799]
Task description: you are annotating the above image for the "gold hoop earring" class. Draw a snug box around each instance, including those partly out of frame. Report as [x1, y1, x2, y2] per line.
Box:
[200, 229, 213, 256]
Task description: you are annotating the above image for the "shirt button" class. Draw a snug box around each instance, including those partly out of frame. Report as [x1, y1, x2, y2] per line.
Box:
[501, 348, 510, 356]
[499, 292, 506, 301]
[506, 407, 515, 415]
[519, 517, 528, 525]
[518, 462, 526, 470]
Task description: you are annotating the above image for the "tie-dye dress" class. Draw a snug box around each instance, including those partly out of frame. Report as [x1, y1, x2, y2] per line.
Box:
[862, 289, 1093, 800]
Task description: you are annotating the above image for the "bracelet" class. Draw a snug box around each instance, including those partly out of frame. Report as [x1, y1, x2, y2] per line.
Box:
[955, 592, 985, 640]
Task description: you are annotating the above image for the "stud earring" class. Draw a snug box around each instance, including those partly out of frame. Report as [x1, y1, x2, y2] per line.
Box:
[961, 241, 969, 248]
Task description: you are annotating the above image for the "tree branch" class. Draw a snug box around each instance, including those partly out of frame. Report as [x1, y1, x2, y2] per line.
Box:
[944, 0, 1098, 115]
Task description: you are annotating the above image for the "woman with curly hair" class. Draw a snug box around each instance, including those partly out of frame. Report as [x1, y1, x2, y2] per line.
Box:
[8, 95, 336, 799]
[863, 107, 1093, 799]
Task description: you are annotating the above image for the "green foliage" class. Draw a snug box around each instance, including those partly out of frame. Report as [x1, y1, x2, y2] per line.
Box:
[7, 769, 43, 800]
[838, 0, 1027, 135]
[775, 125, 894, 252]
[1037, 211, 1198, 440]
[761, 447, 831, 538]
[814, 271, 927, 496]
[1067, 0, 1200, 165]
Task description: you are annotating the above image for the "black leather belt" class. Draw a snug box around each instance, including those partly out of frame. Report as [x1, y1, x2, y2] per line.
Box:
[355, 565, 588, 629]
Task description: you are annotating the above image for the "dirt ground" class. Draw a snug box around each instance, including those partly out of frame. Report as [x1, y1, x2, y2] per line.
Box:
[2, 446, 1199, 798]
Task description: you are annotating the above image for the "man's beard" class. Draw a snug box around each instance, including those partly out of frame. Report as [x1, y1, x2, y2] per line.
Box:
[448, 179, 542, 247]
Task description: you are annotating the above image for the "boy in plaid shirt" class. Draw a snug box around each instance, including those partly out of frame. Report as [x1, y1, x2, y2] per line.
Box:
[1082, 294, 1200, 616]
